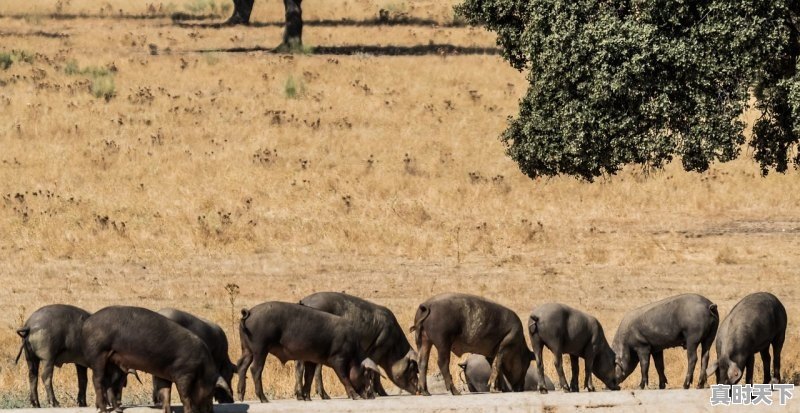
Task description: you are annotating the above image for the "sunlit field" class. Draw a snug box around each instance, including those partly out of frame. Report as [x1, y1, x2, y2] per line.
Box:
[1, 0, 799, 407]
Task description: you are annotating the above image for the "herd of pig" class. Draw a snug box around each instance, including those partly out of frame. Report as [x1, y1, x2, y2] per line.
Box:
[14, 291, 787, 413]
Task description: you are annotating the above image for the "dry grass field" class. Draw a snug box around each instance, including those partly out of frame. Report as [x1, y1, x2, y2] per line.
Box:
[1, 0, 799, 408]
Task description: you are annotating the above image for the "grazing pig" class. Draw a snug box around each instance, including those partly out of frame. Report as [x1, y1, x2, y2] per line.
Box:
[411, 293, 532, 395]
[706, 292, 787, 385]
[152, 308, 236, 406]
[81, 306, 231, 413]
[529, 303, 619, 393]
[295, 292, 419, 399]
[457, 354, 555, 392]
[613, 294, 719, 389]
[236, 301, 382, 402]
[15, 305, 91, 407]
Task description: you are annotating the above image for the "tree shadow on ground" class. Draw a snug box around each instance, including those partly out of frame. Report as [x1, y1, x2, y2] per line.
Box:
[172, 16, 467, 28]
[194, 43, 500, 56]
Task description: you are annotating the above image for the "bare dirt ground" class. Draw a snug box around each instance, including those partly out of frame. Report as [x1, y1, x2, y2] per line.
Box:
[1, 0, 800, 410]
[6, 390, 800, 413]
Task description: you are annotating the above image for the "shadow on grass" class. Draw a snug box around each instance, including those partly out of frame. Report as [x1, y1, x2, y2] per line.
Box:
[151, 403, 250, 413]
[0, 30, 68, 38]
[173, 16, 468, 28]
[195, 43, 500, 57]
[0, 13, 466, 28]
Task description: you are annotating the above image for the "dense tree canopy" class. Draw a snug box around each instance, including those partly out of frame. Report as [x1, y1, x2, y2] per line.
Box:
[456, 0, 800, 180]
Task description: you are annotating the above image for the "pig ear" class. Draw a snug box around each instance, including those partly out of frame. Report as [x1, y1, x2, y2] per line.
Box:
[727, 364, 742, 383]
[216, 376, 233, 398]
[362, 358, 387, 379]
[705, 360, 718, 378]
[408, 358, 419, 374]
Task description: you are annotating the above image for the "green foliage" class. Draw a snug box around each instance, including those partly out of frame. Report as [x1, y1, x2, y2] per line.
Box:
[64, 60, 116, 101]
[0, 50, 35, 70]
[184, 0, 221, 14]
[284, 75, 305, 99]
[91, 75, 116, 101]
[64, 59, 80, 75]
[457, 0, 800, 180]
[0, 53, 12, 70]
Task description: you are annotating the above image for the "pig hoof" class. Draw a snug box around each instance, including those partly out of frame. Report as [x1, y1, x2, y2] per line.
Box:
[539, 387, 548, 394]
[450, 388, 461, 396]
[420, 390, 431, 396]
[320, 393, 330, 400]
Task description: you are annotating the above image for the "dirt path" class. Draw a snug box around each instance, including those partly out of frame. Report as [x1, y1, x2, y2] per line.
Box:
[6, 390, 798, 413]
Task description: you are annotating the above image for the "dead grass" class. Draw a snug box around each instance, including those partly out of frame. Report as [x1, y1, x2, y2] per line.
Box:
[1, 1, 800, 406]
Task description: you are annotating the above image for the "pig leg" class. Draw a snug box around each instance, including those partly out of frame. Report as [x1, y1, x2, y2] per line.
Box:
[417, 333, 432, 396]
[301, 362, 316, 401]
[653, 351, 667, 389]
[332, 361, 361, 400]
[568, 355, 579, 392]
[772, 332, 784, 384]
[437, 344, 460, 395]
[250, 351, 269, 403]
[42, 360, 59, 407]
[532, 338, 548, 394]
[635, 348, 651, 389]
[153, 377, 171, 413]
[552, 350, 569, 392]
[314, 364, 330, 399]
[697, 339, 712, 388]
[26, 357, 40, 408]
[90, 357, 108, 412]
[77, 364, 88, 407]
[583, 351, 596, 392]
[488, 350, 504, 392]
[293, 362, 305, 401]
[174, 380, 194, 413]
[105, 386, 120, 413]
[373, 375, 388, 397]
[760, 350, 771, 384]
[744, 354, 754, 385]
[235, 350, 253, 402]
[683, 340, 699, 389]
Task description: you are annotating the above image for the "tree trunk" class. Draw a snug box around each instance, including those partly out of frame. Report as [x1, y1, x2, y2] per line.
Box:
[280, 0, 303, 51]
[227, 0, 254, 25]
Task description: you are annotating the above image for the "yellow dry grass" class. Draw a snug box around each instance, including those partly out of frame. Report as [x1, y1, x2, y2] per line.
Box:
[1, 0, 799, 407]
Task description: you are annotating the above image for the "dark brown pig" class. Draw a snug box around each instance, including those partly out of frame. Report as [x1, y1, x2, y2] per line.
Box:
[236, 301, 382, 402]
[706, 292, 787, 385]
[16, 305, 91, 407]
[152, 308, 236, 406]
[295, 292, 418, 399]
[81, 306, 231, 413]
[613, 294, 719, 389]
[529, 303, 619, 393]
[411, 293, 533, 395]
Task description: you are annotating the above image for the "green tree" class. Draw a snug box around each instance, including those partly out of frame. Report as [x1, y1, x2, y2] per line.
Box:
[456, 0, 800, 180]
